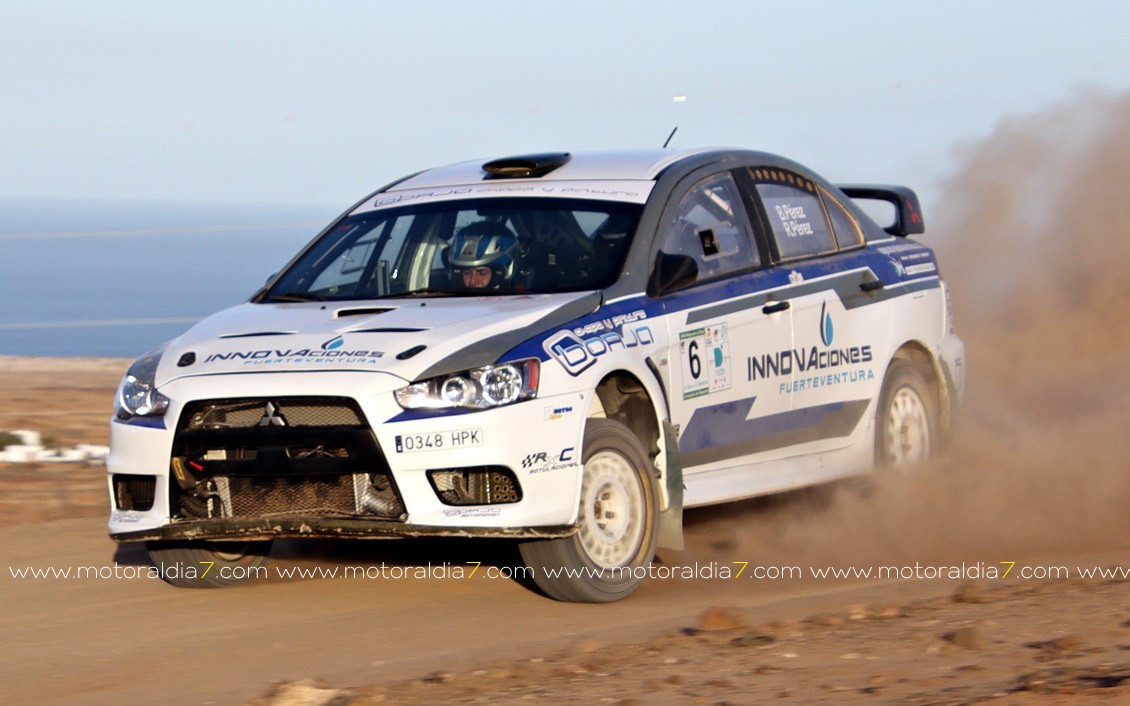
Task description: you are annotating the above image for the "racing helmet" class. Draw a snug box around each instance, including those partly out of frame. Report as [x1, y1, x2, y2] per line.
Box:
[449, 220, 518, 289]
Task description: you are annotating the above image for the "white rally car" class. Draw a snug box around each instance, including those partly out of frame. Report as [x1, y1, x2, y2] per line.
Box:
[108, 149, 964, 601]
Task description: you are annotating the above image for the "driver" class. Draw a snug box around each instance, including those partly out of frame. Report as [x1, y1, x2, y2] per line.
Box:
[449, 220, 518, 290]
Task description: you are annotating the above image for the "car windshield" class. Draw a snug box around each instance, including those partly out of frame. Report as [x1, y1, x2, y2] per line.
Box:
[264, 197, 642, 301]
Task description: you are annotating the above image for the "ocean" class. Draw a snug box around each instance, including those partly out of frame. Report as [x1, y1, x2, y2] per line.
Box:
[0, 197, 341, 358]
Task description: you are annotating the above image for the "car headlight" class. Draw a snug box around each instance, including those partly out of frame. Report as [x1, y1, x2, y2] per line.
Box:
[395, 359, 539, 411]
[115, 345, 171, 419]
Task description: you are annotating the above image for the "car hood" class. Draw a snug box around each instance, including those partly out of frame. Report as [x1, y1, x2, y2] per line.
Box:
[154, 292, 600, 388]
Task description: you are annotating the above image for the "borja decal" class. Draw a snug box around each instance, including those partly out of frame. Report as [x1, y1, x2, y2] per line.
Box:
[544, 325, 654, 376]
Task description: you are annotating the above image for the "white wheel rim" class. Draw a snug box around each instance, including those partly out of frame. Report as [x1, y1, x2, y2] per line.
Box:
[208, 542, 252, 562]
[577, 450, 645, 569]
[885, 386, 931, 469]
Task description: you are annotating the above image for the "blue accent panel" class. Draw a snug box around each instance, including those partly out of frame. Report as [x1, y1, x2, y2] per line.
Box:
[497, 240, 942, 368]
[665, 267, 793, 317]
[500, 295, 663, 363]
[680, 397, 849, 453]
[114, 415, 167, 430]
[679, 397, 757, 453]
[776, 243, 939, 288]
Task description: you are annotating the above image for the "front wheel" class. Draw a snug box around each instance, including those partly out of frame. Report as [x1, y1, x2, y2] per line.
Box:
[519, 419, 659, 602]
[875, 360, 938, 471]
[146, 540, 273, 588]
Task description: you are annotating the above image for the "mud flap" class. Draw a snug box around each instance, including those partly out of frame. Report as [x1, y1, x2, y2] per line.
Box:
[657, 420, 685, 551]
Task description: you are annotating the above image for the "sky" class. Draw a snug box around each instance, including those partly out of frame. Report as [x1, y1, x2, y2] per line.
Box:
[3, 1, 1130, 210]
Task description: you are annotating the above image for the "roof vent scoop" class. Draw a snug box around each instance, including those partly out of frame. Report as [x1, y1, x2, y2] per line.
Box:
[482, 152, 571, 179]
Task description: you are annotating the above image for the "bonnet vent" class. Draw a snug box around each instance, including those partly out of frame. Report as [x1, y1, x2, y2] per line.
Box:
[335, 307, 394, 318]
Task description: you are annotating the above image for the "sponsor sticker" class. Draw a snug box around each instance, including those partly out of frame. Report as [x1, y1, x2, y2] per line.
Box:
[543, 405, 574, 421]
[680, 324, 732, 399]
[904, 262, 937, 276]
[442, 507, 502, 518]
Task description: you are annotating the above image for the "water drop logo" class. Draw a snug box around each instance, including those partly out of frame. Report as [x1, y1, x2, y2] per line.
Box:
[322, 335, 345, 351]
[819, 303, 834, 346]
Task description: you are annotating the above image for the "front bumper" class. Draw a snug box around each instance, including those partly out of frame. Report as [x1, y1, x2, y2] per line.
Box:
[108, 370, 588, 540]
[109, 516, 575, 542]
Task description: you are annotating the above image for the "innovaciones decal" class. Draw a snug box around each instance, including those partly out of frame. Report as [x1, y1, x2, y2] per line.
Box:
[746, 307, 871, 382]
[203, 335, 384, 366]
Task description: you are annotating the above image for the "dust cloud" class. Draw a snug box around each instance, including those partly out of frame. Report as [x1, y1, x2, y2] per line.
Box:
[684, 91, 1130, 569]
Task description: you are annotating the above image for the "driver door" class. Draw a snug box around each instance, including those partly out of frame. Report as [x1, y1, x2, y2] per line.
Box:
[655, 171, 796, 504]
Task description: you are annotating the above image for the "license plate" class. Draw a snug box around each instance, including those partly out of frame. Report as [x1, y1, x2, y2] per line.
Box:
[394, 428, 483, 453]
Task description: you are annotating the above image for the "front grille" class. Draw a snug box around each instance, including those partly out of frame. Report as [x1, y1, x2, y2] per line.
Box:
[428, 467, 522, 505]
[228, 474, 357, 516]
[113, 474, 156, 511]
[169, 395, 405, 521]
[179, 397, 364, 431]
[175, 471, 404, 520]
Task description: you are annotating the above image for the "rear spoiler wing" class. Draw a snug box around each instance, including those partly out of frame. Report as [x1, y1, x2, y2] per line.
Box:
[837, 184, 925, 236]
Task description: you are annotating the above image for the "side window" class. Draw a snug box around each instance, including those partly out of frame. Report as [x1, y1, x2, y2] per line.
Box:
[752, 170, 836, 260]
[821, 188, 863, 249]
[662, 172, 759, 281]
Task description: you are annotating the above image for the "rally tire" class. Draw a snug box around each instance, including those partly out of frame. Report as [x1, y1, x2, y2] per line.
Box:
[519, 418, 660, 603]
[146, 540, 273, 588]
[875, 360, 939, 471]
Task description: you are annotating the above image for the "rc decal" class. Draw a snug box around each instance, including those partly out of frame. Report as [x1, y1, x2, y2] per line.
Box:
[521, 447, 577, 474]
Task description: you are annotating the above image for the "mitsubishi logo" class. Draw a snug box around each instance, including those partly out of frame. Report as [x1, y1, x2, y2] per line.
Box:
[258, 401, 288, 427]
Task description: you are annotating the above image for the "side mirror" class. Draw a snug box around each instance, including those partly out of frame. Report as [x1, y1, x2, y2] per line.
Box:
[649, 252, 698, 296]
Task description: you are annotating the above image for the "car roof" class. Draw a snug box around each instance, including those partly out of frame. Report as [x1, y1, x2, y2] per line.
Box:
[385, 148, 728, 191]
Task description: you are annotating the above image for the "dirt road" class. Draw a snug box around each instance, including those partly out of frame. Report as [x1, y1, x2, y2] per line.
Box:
[1, 344, 1124, 705]
[4, 506, 1130, 705]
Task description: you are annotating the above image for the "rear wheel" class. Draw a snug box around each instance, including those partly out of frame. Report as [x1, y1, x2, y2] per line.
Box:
[875, 360, 938, 471]
[519, 419, 659, 602]
[146, 540, 273, 588]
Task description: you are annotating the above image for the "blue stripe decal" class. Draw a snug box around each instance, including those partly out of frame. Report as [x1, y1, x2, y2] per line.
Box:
[384, 406, 478, 424]
[499, 243, 941, 367]
[680, 397, 871, 465]
[114, 416, 167, 430]
[681, 396, 855, 453]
